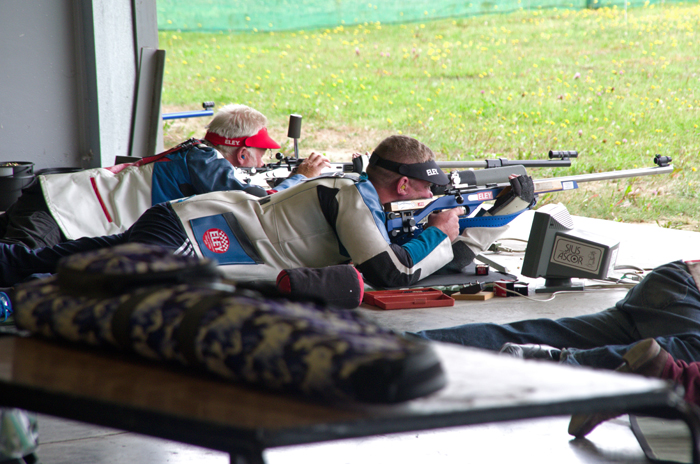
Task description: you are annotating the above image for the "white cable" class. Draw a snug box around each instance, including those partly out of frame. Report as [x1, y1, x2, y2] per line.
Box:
[497, 283, 636, 302]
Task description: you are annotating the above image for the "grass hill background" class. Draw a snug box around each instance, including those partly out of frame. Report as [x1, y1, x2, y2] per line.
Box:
[158, 3, 699, 229]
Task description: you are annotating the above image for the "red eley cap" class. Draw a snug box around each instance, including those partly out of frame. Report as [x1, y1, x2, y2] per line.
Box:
[204, 127, 280, 149]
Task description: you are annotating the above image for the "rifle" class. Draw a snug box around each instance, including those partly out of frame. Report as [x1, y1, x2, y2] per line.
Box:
[240, 114, 311, 186]
[385, 155, 674, 245]
[243, 148, 580, 189]
[241, 113, 581, 184]
[162, 101, 215, 121]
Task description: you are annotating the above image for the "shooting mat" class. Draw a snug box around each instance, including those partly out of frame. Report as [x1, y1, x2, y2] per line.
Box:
[383, 262, 517, 290]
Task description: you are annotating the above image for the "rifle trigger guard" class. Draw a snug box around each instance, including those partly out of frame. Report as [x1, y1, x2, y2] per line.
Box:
[399, 212, 416, 236]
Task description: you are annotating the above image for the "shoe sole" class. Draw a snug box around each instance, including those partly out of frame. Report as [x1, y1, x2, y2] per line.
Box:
[620, 338, 661, 374]
[568, 411, 621, 439]
[569, 339, 663, 438]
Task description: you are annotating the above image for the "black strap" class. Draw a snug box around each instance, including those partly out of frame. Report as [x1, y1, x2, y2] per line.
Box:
[111, 281, 235, 354]
[368, 153, 448, 185]
[110, 286, 170, 351]
[175, 284, 237, 366]
[222, 212, 264, 264]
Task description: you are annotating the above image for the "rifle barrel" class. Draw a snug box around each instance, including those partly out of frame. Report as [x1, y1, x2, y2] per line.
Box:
[539, 165, 673, 184]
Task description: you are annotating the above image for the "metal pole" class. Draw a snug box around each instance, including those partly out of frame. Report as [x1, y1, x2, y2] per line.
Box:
[162, 110, 214, 120]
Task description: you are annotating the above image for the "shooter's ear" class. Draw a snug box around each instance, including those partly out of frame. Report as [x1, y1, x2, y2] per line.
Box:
[233, 147, 249, 166]
[396, 176, 411, 196]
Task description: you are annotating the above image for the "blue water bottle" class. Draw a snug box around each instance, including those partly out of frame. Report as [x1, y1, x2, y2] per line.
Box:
[0, 292, 12, 322]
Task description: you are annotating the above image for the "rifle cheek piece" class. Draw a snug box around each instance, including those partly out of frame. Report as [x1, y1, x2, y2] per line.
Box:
[430, 184, 447, 196]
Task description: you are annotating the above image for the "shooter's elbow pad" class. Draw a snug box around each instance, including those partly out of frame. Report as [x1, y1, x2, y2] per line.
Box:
[243, 185, 268, 197]
[457, 224, 511, 255]
[440, 224, 510, 273]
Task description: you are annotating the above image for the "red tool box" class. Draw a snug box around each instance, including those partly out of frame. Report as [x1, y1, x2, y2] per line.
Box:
[362, 288, 455, 310]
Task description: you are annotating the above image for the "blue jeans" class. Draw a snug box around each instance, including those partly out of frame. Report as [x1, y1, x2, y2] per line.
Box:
[0, 203, 188, 287]
[412, 261, 700, 370]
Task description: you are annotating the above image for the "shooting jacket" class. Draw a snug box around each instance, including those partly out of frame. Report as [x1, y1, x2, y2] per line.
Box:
[40, 143, 305, 241]
[170, 176, 454, 288]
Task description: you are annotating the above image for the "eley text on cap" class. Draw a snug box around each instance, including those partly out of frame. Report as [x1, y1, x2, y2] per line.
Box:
[204, 127, 281, 149]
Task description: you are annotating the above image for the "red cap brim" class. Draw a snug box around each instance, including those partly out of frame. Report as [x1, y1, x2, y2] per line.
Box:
[245, 127, 280, 149]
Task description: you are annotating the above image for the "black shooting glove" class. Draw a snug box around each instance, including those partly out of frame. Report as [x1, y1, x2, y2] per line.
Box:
[487, 175, 535, 216]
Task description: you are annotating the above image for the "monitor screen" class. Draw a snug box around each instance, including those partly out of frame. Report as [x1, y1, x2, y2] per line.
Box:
[521, 204, 620, 293]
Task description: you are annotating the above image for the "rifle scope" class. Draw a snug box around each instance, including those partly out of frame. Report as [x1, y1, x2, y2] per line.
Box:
[548, 150, 578, 159]
[439, 158, 573, 169]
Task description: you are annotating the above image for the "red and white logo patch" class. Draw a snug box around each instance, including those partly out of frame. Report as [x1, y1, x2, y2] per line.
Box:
[202, 228, 230, 253]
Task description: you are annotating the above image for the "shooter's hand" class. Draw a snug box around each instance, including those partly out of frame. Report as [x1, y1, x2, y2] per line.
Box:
[294, 152, 331, 178]
[426, 207, 464, 242]
[351, 152, 371, 174]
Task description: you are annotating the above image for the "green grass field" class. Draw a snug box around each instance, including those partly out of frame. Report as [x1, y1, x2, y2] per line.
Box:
[159, 3, 699, 229]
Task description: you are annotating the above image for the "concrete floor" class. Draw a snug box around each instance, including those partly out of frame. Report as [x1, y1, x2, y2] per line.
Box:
[34, 413, 651, 464]
[25, 209, 700, 463]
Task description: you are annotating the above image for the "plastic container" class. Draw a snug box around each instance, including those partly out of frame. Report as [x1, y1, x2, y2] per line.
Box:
[0, 161, 36, 210]
[0, 174, 35, 211]
[0, 161, 34, 176]
[363, 288, 454, 310]
[35, 167, 83, 176]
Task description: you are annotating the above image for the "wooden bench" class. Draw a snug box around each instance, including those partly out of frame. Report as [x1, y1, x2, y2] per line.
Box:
[0, 335, 697, 464]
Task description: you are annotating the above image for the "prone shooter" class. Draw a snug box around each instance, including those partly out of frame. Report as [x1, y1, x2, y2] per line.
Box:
[254, 131, 673, 250]
[383, 153, 673, 246]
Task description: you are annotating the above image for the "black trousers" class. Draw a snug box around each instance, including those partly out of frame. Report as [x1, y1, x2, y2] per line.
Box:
[0, 203, 189, 287]
[0, 180, 64, 249]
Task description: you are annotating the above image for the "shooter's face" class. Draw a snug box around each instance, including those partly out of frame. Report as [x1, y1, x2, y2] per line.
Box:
[406, 178, 434, 200]
[242, 147, 267, 168]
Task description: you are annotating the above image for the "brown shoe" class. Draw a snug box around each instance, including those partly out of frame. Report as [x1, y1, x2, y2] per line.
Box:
[568, 339, 670, 438]
[618, 338, 669, 378]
